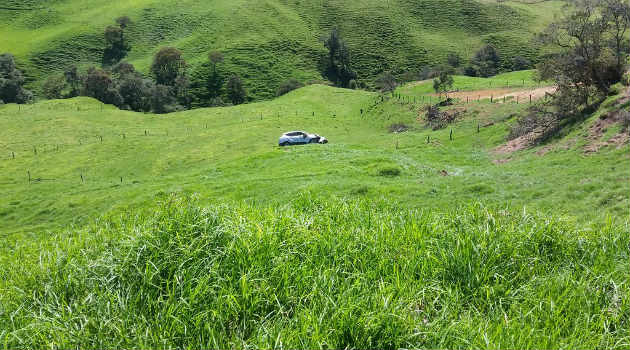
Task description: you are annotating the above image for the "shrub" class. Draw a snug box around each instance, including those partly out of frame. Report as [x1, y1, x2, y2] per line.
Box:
[226, 74, 247, 105]
[276, 78, 303, 96]
[471, 45, 500, 77]
[377, 166, 401, 177]
[375, 72, 397, 93]
[42, 74, 66, 99]
[512, 56, 531, 71]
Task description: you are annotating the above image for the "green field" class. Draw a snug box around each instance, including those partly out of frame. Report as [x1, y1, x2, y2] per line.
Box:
[0, 0, 565, 100]
[1, 71, 629, 347]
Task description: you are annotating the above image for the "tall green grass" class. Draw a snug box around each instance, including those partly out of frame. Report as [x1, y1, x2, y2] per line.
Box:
[1, 194, 627, 348]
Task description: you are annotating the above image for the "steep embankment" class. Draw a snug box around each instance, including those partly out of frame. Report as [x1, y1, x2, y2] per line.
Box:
[0, 0, 564, 99]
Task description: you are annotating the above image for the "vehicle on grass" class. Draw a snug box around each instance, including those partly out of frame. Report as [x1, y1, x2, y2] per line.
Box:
[279, 131, 328, 146]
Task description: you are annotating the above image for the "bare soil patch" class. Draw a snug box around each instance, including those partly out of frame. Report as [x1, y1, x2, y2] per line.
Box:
[430, 86, 556, 103]
[584, 111, 629, 154]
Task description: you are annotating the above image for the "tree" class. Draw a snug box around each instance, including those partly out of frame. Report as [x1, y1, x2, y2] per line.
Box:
[42, 74, 66, 99]
[471, 45, 501, 77]
[114, 63, 153, 112]
[64, 66, 81, 97]
[0, 53, 33, 104]
[226, 74, 247, 105]
[83, 67, 122, 107]
[208, 51, 224, 69]
[323, 27, 356, 88]
[151, 47, 186, 86]
[602, 0, 630, 73]
[447, 52, 461, 68]
[537, 0, 619, 107]
[276, 78, 303, 96]
[207, 51, 224, 98]
[433, 70, 454, 95]
[103, 24, 131, 66]
[150, 84, 177, 114]
[512, 56, 531, 71]
[375, 72, 398, 93]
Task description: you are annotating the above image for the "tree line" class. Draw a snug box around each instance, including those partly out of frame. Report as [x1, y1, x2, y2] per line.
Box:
[2, 1, 628, 116]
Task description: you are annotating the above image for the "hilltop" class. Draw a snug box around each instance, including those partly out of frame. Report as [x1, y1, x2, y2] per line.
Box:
[0, 0, 564, 100]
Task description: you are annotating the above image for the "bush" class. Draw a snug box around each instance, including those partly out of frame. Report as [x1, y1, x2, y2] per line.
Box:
[276, 78, 303, 96]
[512, 56, 531, 71]
[42, 74, 66, 99]
[377, 166, 401, 177]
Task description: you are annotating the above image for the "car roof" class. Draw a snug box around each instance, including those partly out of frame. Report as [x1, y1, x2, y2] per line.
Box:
[285, 130, 306, 134]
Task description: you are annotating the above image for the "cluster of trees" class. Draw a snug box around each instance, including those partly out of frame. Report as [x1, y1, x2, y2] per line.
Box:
[0, 53, 33, 104]
[40, 18, 249, 113]
[322, 27, 357, 88]
[512, 0, 629, 142]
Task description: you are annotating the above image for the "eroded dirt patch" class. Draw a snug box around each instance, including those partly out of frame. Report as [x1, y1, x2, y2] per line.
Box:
[584, 111, 629, 154]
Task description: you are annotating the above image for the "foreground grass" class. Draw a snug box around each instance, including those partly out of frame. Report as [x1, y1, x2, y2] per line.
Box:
[0, 195, 627, 348]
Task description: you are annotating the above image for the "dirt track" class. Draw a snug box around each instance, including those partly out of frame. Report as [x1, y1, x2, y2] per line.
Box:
[432, 86, 556, 102]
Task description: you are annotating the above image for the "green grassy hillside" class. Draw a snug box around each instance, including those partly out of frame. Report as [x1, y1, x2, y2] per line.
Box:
[1, 72, 628, 237]
[0, 0, 564, 100]
[1, 71, 629, 348]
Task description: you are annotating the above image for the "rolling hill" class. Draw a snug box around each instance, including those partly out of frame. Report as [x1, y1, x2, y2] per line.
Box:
[0, 71, 629, 347]
[0, 0, 564, 100]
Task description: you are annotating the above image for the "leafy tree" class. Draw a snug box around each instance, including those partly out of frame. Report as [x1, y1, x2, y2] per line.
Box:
[433, 70, 454, 95]
[0, 53, 33, 104]
[511, 0, 626, 144]
[471, 45, 500, 77]
[323, 27, 356, 88]
[83, 67, 122, 107]
[512, 56, 531, 71]
[103, 23, 131, 66]
[113, 63, 153, 112]
[42, 74, 66, 99]
[375, 72, 398, 93]
[207, 51, 224, 98]
[150, 84, 177, 114]
[151, 47, 186, 86]
[538, 0, 621, 107]
[226, 74, 247, 105]
[602, 0, 630, 73]
[64, 66, 81, 97]
[276, 78, 303, 96]
[447, 52, 461, 68]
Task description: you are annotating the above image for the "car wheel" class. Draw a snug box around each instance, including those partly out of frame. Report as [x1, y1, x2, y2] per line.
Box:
[310, 138, 319, 144]
[280, 141, 289, 147]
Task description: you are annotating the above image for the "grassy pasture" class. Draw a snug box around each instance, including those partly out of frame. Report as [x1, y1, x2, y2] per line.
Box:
[0, 72, 628, 348]
[0, 73, 628, 237]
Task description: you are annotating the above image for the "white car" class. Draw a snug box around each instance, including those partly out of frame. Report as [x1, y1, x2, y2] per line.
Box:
[279, 131, 328, 146]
